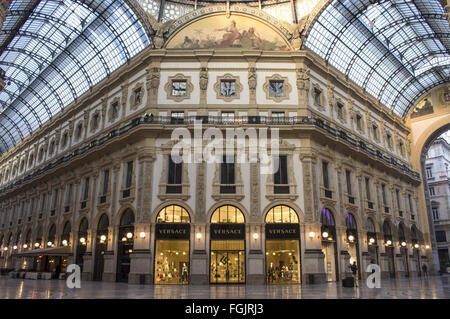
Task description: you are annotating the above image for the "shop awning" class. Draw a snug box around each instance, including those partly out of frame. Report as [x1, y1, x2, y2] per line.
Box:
[17, 246, 72, 257]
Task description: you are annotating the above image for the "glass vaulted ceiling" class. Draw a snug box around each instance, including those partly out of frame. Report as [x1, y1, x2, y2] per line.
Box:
[306, 0, 449, 118]
[0, 0, 149, 154]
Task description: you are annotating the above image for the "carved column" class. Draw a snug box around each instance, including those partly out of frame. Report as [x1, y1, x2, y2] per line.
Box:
[121, 84, 129, 118]
[199, 66, 209, 106]
[296, 66, 310, 110]
[248, 66, 257, 105]
[300, 150, 317, 222]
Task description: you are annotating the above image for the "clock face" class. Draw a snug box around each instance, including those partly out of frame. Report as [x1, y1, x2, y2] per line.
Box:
[220, 80, 236, 96]
[269, 81, 284, 97]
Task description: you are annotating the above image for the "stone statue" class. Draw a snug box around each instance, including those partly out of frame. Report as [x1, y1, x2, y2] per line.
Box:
[248, 67, 257, 91]
[147, 13, 175, 49]
[199, 68, 208, 91]
[296, 68, 310, 91]
[282, 16, 308, 50]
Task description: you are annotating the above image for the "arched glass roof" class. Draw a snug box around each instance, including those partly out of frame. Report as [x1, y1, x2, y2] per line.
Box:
[306, 0, 449, 118]
[0, 0, 150, 154]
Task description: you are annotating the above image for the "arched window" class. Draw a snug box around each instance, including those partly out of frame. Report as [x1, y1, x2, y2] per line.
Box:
[321, 208, 335, 226]
[35, 227, 43, 248]
[345, 214, 357, 230]
[211, 205, 245, 223]
[15, 231, 22, 247]
[398, 223, 406, 241]
[265, 205, 299, 223]
[120, 209, 135, 227]
[79, 218, 88, 234]
[47, 224, 56, 246]
[98, 214, 109, 232]
[383, 220, 392, 236]
[61, 221, 71, 246]
[156, 205, 190, 223]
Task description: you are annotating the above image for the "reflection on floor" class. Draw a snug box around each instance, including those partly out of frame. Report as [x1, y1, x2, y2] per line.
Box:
[0, 275, 448, 299]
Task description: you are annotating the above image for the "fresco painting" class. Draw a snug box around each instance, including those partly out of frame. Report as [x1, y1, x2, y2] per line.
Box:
[166, 15, 290, 50]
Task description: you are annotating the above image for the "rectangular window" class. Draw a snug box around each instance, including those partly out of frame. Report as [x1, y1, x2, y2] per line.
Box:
[436, 231, 447, 243]
[396, 189, 401, 209]
[322, 161, 329, 189]
[274, 155, 289, 194]
[408, 194, 413, 212]
[426, 167, 432, 178]
[167, 155, 182, 194]
[126, 161, 133, 189]
[432, 207, 439, 220]
[52, 189, 58, 210]
[345, 169, 352, 195]
[221, 155, 236, 194]
[269, 80, 284, 97]
[66, 184, 73, 205]
[382, 184, 387, 206]
[365, 177, 371, 201]
[29, 198, 34, 216]
[103, 170, 109, 195]
[429, 187, 435, 196]
[83, 177, 90, 201]
[220, 80, 236, 96]
[172, 80, 187, 96]
[40, 193, 46, 212]
[372, 125, 378, 140]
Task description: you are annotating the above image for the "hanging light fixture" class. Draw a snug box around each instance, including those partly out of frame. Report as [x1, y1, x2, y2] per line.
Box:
[79, 237, 86, 244]
[23, 244, 28, 249]
[348, 235, 355, 242]
[308, 231, 315, 238]
[369, 238, 375, 244]
[62, 240, 68, 246]
[386, 240, 392, 246]
[322, 231, 329, 238]
[100, 235, 107, 242]
[47, 241, 53, 247]
[126, 232, 133, 239]
[401, 241, 406, 247]
[414, 243, 419, 249]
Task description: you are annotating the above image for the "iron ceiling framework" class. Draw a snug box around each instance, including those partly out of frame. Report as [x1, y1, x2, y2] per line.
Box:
[305, 0, 449, 118]
[0, 0, 150, 154]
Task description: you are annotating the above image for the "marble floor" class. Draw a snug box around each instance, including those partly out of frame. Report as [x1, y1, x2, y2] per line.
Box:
[0, 275, 449, 299]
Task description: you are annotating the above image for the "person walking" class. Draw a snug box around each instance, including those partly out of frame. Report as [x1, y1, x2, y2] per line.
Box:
[422, 263, 428, 278]
[349, 261, 359, 287]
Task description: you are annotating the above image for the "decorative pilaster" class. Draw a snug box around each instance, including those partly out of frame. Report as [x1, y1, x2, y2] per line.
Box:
[296, 66, 310, 108]
[300, 150, 317, 222]
[250, 162, 260, 222]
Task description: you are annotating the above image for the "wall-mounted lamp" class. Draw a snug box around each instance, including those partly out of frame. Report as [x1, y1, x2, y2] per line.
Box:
[79, 237, 86, 244]
[3, 247, 7, 251]
[62, 240, 68, 246]
[425, 245, 430, 249]
[34, 243, 40, 248]
[196, 233, 202, 240]
[401, 241, 406, 247]
[13, 245, 17, 250]
[252, 233, 259, 240]
[126, 232, 133, 239]
[308, 232, 315, 239]
[386, 240, 392, 246]
[139, 232, 146, 239]
[414, 243, 419, 249]
[23, 244, 28, 249]
[47, 241, 53, 247]
[348, 235, 355, 242]
[322, 231, 329, 239]
[100, 235, 107, 243]
[369, 238, 375, 244]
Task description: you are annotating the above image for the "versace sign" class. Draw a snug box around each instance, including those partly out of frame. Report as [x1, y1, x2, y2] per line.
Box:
[155, 223, 190, 240]
[210, 224, 245, 240]
[265, 224, 300, 239]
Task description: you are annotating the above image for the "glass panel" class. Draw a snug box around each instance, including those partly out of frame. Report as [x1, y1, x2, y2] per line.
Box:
[266, 240, 300, 283]
[154, 240, 189, 285]
[211, 205, 244, 224]
[210, 240, 245, 284]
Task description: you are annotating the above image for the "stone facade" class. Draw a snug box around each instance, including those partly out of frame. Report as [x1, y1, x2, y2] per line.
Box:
[0, 12, 433, 284]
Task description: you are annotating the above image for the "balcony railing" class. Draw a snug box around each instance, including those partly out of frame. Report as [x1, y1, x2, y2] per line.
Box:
[0, 115, 421, 196]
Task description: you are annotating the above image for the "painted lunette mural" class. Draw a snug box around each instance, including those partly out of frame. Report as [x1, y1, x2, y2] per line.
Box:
[166, 15, 291, 50]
